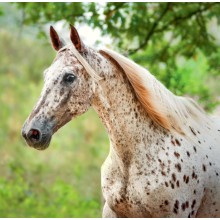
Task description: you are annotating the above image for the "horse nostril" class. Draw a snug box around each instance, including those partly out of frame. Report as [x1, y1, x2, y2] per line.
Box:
[27, 129, 41, 142]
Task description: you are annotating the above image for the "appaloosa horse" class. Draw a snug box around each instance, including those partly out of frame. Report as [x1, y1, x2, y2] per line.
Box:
[22, 25, 220, 217]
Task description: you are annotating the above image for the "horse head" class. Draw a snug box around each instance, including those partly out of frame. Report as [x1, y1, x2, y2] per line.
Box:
[22, 25, 97, 150]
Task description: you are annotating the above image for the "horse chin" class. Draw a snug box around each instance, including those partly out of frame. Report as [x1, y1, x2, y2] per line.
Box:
[34, 142, 51, 151]
[25, 136, 52, 151]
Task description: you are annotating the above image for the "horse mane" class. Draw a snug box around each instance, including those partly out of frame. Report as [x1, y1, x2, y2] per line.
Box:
[100, 48, 213, 136]
[66, 43, 213, 137]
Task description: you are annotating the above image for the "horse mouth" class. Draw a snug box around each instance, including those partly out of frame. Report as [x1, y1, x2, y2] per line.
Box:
[22, 111, 73, 151]
[23, 132, 52, 151]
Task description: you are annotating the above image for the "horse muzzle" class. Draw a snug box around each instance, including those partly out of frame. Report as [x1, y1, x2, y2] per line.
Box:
[21, 119, 53, 150]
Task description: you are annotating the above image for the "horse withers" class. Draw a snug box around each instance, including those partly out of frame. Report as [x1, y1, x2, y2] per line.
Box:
[22, 25, 220, 217]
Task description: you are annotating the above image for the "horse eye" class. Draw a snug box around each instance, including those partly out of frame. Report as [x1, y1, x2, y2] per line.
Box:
[63, 73, 76, 84]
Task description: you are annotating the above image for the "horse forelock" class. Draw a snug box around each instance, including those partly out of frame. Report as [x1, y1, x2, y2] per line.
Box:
[57, 44, 102, 82]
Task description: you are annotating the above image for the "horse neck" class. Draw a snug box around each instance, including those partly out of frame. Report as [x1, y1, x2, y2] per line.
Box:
[84, 49, 163, 166]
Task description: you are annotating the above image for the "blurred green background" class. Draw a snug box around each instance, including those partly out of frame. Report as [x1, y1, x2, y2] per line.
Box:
[0, 2, 220, 217]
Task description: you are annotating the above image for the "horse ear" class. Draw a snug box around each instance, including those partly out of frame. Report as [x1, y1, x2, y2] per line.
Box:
[70, 24, 84, 52]
[50, 26, 64, 51]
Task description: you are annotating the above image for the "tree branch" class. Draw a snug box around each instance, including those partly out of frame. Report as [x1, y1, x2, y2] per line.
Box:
[155, 2, 218, 34]
[128, 2, 218, 55]
[128, 3, 171, 55]
[105, 2, 127, 20]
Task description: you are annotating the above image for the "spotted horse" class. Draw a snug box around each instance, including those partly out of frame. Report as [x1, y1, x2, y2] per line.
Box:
[22, 25, 220, 217]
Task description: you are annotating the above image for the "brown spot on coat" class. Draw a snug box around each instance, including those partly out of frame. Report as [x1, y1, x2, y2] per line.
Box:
[189, 126, 196, 136]
[176, 180, 180, 187]
[173, 208, 178, 214]
[191, 200, 196, 209]
[183, 175, 186, 182]
[175, 163, 181, 172]
[171, 140, 175, 146]
[202, 164, 206, 172]
[174, 152, 180, 158]
[193, 146, 197, 153]
[175, 139, 181, 146]
[181, 203, 186, 211]
[161, 171, 166, 176]
[174, 200, 179, 209]
[172, 173, 176, 182]
[185, 176, 189, 184]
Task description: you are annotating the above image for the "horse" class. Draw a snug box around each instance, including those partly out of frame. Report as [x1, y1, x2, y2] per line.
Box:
[21, 25, 220, 218]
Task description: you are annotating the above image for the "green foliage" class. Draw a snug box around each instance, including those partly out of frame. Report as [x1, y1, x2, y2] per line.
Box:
[13, 3, 220, 61]
[0, 6, 3, 16]
[15, 3, 85, 24]
[0, 167, 100, 217]
[169, 52, 218, 110]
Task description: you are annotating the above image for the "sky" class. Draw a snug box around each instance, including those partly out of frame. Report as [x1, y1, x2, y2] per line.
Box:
[52, 20, 112, 48]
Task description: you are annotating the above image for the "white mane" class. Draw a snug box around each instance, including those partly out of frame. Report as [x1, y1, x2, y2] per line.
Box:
[100, 48, 215, 138]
